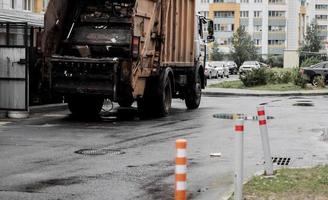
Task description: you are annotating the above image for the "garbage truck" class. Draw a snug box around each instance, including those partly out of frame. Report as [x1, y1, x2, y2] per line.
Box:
[42, 0, 214, 117]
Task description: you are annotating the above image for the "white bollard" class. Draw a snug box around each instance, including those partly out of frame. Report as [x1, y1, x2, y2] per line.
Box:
[234, 119, 244, 200]
[257, 106, 274, 176]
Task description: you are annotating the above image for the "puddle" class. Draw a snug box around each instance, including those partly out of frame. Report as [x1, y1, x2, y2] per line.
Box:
[293, 103, 314, 107]
[75, 148, 125, 156]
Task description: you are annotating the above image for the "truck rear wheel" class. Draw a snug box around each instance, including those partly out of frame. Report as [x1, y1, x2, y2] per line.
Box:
[185, 72, 201, 109]
[138, 75, 172, 118]
[67, 95, 104, 117]
[156, 76, 172, 117]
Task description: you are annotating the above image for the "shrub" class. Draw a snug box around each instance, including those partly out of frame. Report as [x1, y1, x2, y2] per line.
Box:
[300, 57, 322, 68]
[278, 70, 293, 84]
[240, 68, 267, 87]
[291, 68, 307, 88]
[266, 70, 278, 84]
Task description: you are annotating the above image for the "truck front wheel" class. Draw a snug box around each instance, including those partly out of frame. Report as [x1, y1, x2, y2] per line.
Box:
[67, 95, 104, 117]
[185, 72, 201, 109]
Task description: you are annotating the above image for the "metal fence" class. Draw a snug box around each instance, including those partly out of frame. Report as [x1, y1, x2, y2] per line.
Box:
[0, 22, 43, 111]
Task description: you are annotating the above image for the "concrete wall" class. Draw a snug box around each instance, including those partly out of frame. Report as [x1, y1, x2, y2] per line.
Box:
[284, 50, 299, 68]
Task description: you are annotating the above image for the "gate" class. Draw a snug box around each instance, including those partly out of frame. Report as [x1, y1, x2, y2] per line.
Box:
[0, 22, 29, 111]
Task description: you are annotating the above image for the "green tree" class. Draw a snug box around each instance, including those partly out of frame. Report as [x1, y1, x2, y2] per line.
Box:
[300, 21, 322, 52]
[230, 27, 258, 67]
[210, 41, 223, 61]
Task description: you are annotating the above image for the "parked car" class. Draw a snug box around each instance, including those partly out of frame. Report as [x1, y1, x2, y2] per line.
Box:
[205, 63, 220, 79]
[211, 61, 229, 78]
[225, 61, 238, 74]
[239, 61, 261, 74]
[259, 62, 270, 68]
[301, 61, 328, 86]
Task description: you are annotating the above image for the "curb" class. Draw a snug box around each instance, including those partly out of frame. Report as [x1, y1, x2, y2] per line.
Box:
[203, 90, 328, 97]
[29, 103, 68, 114]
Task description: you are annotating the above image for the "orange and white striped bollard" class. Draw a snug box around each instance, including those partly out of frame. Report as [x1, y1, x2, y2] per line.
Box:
[257, 106, 274, 175]
[175, 139, 187, 200]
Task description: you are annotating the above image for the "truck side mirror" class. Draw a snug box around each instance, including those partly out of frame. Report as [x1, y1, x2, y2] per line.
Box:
[207, 20, 214, 36]
[207, 20, 214, 43]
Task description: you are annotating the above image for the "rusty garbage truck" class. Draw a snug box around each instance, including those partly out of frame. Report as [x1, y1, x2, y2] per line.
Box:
[42, 0, 213, 117]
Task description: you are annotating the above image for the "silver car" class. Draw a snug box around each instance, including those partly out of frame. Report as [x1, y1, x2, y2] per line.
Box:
[239, 61, 261, 74]
[211, 61, 229, 78]
[205, 63, 219, 79]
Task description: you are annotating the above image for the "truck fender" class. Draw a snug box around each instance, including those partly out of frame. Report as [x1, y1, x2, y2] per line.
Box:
[160, 67, 175, 94]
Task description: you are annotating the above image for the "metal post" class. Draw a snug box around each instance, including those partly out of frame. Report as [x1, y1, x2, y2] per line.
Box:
[234, 119, 244, 200]
[257, 106, 274, 176]
[175, 139, 187, 200]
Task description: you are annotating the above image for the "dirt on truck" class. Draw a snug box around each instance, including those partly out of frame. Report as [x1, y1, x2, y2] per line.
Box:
[42, 0, 214, 117]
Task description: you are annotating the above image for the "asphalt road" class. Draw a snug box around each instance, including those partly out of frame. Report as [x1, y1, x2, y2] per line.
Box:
[0, 95, 328, 200]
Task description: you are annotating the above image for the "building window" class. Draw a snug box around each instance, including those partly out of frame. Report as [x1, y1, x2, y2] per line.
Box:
[316, 15, 328, 21]
[254, 25, 262, 32]
[215, 24, 235, 32]
[268, 25, 285, 32]
[24, 0, 33, 11]
[10, 0, 16, 9]
[268, 0, 285, 4]
[214, 11, 235, 18]
[315, 4, 328, 10]
[240, 11, 249, 18]
[254, 39, 261, 45]
[268, 11, 286, 18]
[268, 40, 285, 46]
[254, 11, 262, 18]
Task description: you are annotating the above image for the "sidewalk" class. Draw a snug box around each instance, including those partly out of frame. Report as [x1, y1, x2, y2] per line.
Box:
[203, 87, 328, 97]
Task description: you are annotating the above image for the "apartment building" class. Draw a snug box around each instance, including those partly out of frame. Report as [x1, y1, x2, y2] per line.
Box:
[0, 0, 48, 26]
[306, 0, 328, 51]
[197, 0, 308, 67]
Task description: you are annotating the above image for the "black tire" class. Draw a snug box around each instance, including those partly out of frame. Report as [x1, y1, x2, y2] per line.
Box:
[312, 75, 319, 87]
[185, 72, 201, 109]
[156, 76, 172, 117]
[118, 98, 134, 107]
[138, 75, 172, 118]
[67, 95, 103, 117]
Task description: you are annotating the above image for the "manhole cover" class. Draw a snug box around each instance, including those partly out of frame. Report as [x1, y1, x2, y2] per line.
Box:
[75, 149, 125, 156]
[272, 157, 291, 166]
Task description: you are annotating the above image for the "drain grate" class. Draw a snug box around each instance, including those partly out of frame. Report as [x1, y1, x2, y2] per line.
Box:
[75, 148, 125, 156]
[272, 157, 291, 166]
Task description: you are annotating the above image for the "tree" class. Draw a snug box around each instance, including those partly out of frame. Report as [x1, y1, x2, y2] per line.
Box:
[300, 21, 322, 53]
[230, 27, 258, 67]
[210, 41, 223, 61]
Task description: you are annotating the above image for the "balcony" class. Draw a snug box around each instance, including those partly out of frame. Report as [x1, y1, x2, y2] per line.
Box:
[0, 9, 44, 26]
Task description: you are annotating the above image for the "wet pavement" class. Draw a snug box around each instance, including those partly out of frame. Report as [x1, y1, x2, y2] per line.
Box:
[0, 96, 328, 200]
